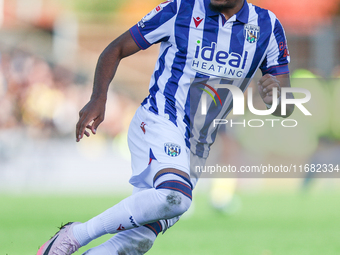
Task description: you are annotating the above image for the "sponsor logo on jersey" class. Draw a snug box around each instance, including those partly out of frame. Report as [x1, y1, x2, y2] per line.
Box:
[244, 24, 260, 43]
[164, 143, 181, 157]
[192, 41, 248, 78]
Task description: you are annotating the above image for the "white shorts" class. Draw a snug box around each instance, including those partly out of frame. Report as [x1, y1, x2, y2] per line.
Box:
[128, 106, 191, 189]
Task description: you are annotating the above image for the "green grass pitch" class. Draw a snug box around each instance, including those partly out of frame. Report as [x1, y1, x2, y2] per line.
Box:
[1, 191, 340, 255]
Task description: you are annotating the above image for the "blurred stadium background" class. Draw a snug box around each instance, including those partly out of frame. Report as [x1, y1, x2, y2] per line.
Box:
[0, 0, 340, 254]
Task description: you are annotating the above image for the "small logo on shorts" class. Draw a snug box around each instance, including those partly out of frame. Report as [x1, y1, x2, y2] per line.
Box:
[164, 143, 181, 157]
[140, 122, 146, 134]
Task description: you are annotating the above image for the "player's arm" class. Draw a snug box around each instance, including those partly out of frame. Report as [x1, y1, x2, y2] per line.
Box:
[257, 73, 294, 117]
[76, 31, 141, 142]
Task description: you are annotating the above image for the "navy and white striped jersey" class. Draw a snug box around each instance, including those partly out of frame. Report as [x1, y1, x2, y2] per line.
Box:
[129, 0, 290, 158]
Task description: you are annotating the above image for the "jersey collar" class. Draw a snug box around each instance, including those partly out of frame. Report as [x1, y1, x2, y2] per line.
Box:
[206, 0, 249, 24]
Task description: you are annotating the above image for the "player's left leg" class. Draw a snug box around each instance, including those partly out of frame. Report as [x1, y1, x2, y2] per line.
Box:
[80, 174, 185, 255]
[37, 169, 192, 255]
[81, 209, 183, 255]
[80, 227, 156, 255]
[80, 216, 180, 255]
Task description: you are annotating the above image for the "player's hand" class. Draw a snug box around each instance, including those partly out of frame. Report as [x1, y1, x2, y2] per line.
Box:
[76, 98, 106, 142]
[257, 74, 281, 105]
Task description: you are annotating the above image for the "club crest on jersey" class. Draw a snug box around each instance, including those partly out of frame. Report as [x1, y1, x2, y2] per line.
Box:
[164, 143, 181, 157]
[244, 24, 260, 43]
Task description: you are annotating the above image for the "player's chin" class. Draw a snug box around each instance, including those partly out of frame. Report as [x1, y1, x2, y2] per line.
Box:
[210, 0, 237, 10]
[210, 0, 222, 6]
[210, 0, 234, 5]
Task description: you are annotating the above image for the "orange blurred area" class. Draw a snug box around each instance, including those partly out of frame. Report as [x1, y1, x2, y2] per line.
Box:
[118, 0, 161, 24]
[252, 0, 340, 34]
[2, 0, 61, 29]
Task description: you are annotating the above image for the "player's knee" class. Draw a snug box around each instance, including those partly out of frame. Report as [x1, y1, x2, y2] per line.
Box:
[155, 179, 192, 219]
[156, 189, 192, 219]
[168, 189, 191, 214]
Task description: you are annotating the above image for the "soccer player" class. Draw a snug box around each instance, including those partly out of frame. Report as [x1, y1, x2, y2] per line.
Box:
[37, 0, 294, 254]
